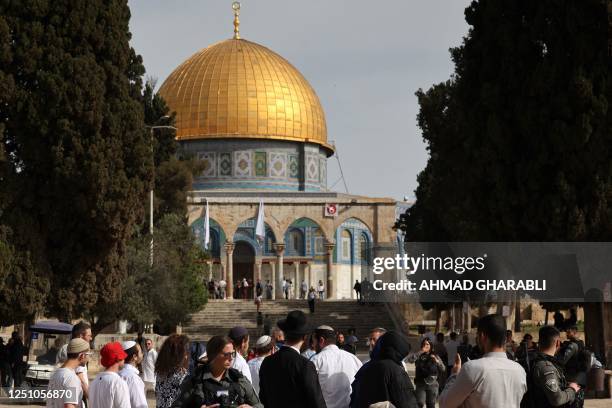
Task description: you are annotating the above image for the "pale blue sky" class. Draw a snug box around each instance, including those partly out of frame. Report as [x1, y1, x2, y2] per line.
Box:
[128, 0, 470, 200]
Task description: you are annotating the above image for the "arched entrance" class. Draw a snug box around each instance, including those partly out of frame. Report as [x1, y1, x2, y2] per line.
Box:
[233, 241, 255, 299]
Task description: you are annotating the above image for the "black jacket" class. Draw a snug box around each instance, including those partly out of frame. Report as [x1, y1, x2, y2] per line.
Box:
[258, 346, 327, 408]
[350, 331, 417, 408]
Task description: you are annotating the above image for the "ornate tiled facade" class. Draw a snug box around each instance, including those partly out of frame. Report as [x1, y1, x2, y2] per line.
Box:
[180, 139, 328, 191]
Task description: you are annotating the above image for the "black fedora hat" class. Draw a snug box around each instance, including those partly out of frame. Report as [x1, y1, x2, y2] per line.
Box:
[277, 310, 309, 336]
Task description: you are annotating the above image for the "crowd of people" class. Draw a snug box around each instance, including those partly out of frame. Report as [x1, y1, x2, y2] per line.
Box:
[6, 310, 597, 408]
[0, 331, 28, 388]
[205, 277, 328, 302]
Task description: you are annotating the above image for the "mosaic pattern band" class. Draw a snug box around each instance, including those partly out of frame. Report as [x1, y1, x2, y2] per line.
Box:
[184, 139, 328, 191]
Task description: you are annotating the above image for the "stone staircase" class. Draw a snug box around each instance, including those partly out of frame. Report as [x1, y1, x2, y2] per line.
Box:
[182, 299, 395, 346]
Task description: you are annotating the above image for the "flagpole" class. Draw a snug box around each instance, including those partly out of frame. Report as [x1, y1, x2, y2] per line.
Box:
[204, 199, 210, 250]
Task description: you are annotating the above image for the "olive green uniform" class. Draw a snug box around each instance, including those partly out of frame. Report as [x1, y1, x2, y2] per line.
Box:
[531, 353, 576, 407]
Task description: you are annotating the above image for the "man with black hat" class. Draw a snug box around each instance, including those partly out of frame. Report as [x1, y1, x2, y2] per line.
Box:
[258, 310, 327, 408]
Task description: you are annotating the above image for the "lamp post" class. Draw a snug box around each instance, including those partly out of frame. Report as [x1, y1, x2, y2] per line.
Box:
[145, 119, 177, 266]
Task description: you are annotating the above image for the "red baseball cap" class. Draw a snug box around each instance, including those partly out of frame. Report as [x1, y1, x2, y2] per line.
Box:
[100, 342, 128, 368]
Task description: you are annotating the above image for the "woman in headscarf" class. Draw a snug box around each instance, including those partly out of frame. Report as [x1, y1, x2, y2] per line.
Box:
[350, 331, 417, 408]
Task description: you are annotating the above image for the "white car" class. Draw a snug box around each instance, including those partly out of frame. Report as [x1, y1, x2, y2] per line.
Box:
[25, 321, 73, 387]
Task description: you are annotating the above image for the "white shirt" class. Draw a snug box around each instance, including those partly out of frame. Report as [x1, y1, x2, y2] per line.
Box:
[231, 352, 252, 383]
[76, 365, 88, 387]
[311, 345, 363, 408]
[247, 356, 266, 393]
[89, 371, 131, 408]
[439, 352, 527, 408]
[219, 280, 227, 288]
[446, 339, 460, 366]
[47, 367, 83, 408]
[141, 349, 157, 383]
[118, 364, 147, 408]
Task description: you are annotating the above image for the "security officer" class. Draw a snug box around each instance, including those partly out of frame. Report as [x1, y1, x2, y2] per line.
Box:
[522, 326, 580, 408]
[556, 325, 590, 408]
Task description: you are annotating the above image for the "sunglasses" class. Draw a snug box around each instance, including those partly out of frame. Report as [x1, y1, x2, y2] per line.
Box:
[221, 351, 237, 359]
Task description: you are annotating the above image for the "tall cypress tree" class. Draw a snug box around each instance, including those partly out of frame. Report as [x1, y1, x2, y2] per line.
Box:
[397, 0, 611, 241]
[0, 1, 152, 320]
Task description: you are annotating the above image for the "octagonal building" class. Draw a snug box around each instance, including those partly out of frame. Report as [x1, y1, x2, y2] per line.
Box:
[158, 6, 401, 300]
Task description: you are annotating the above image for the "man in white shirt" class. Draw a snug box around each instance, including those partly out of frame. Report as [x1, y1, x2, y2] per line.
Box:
[311, 325, 362, 408]
[141, 338, 157, 390]
[219, 279, 227, 299]
[300, 280, 308, 299]
[89, 342, 130, 408]
[247, 335, 273, 393]
[118, 341, 147, 408]
[445, 331, 460, 373]
[228, 326, 252, 383]
[439, 314, 527, 408]
[47, 338, 90, 408]
[56, 321, 92, 400]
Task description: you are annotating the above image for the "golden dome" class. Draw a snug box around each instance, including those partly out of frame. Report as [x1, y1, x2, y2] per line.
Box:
[159, 38, 332, 154]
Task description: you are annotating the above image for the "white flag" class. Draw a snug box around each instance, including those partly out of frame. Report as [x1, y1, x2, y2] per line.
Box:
[255, 199, 265, 241]
[204, 199, 210, 250]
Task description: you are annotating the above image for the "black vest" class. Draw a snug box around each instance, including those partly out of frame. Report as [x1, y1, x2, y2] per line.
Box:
[191, 366, 246, 407]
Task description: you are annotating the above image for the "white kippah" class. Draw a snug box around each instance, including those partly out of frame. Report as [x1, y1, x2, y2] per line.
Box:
[121, 340, 137, 351]
[255, 335, 272, 348]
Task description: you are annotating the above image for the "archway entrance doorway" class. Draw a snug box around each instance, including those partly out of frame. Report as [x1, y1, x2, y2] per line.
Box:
[233, 241, 255, 299]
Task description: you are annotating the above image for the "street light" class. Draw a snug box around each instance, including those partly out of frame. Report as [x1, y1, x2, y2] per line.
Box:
[145, 117, 177, 266]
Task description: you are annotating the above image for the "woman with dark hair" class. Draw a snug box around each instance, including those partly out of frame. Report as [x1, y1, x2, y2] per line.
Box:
[155, 334, 190, 408]
[410, 338, 445, 408]
[172, 336, 262, 408]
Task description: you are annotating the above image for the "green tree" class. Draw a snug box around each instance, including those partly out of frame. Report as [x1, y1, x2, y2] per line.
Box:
[142, 78, 204, 222]
[91, 214, 208, 336]
[88, 81, 207, 335]
[397, 0, 611, 241]
[0, 1, 152, 320]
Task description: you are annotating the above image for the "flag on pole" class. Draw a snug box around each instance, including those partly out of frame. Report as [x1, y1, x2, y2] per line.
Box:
[204, 199, 210, 250]
[255, 198, 265, 241]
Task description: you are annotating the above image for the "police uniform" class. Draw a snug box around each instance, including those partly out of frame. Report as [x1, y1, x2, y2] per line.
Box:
[556, 340, 588, 408]
[171, 365, 263, 408]
[530, 352, 576, 408]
